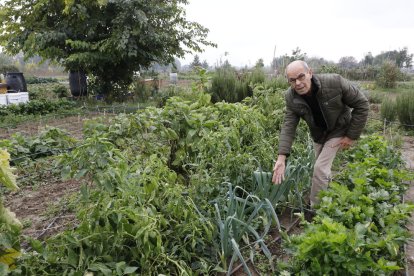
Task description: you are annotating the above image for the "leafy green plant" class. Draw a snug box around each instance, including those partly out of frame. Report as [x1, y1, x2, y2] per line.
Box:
[0, 127, 78, 164]
[281, 135, 413, 274]
[0, 149, 21, 273]
[52, 84, 69, 98]
[0, 99, 77, 117]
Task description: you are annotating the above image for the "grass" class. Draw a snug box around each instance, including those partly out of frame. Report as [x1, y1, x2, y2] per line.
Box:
[362, 80, 414, 96]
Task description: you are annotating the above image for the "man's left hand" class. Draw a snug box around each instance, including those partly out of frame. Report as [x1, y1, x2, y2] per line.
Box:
[332, 136, 354, 150]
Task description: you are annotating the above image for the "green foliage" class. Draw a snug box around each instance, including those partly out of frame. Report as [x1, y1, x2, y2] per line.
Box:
[380, 98, 397, 123]
[0, 127, 77, 164]
[366, 91, 383, 104]
[0, 0, 215, 96]
[215, 184, 279, 272]
[52, 84, 69, 98]
[0, 52, 18, 75]
[263, 76, 290, 91]
[14, 162, 216, 275]
[376, 61, 399, 89]
[281, 136, 413, 274]
[0, 149, 21, 272]
[209, 67, 267, 103]
[25, 76, 59, 84]
[0, 99, 76, 117]
[396, 91, 414, 128]
[209, 66, 241, 103]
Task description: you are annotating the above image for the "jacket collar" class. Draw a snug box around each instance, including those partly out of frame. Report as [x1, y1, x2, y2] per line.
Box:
[312, 74, 322, 91]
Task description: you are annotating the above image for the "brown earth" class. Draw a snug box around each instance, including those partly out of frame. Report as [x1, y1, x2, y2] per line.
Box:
[4, 178, 82, 240]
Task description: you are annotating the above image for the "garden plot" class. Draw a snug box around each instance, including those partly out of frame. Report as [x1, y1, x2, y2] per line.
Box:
[1, 89, 413, 275]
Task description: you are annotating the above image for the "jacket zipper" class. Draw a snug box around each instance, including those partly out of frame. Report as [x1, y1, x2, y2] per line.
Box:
[316, 95, 330, 130]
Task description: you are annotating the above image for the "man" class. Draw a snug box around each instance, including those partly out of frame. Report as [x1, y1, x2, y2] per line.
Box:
[272, 60, 369, 207]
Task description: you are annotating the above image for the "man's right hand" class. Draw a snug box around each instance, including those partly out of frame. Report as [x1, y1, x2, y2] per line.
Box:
[272, 155, 286, 184]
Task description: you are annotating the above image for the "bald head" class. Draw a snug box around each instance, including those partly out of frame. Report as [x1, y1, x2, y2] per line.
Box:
[285, 60, 309, 76]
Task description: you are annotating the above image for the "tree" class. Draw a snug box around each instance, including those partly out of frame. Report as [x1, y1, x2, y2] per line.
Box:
[0, 0, 215, 96]
[271, 47, 307, 74]
[338, 56, 358, 69]
[190, 54, 202, 69]
[201, 60, 209, 70]
[395, 47, 413, 68]
[373, 48, 413, 68]
[363, 52, 374, 66]
[255, 58, 264, 68]
[289, 47, 307, 62]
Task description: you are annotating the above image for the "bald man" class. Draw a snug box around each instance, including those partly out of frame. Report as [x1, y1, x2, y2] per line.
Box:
[272, 60, 369, 207]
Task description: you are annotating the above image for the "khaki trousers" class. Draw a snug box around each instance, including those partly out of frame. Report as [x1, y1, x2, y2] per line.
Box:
[310, 137, 343, 207]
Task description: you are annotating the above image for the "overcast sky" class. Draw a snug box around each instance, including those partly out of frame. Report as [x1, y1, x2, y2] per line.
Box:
[181, 0, 414, 67]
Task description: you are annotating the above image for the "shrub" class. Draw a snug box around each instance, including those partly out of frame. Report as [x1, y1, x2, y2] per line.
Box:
[0, 99, 77, 117]
[247, 68, 265, 85]
[52, 84, 69, 98]
[209, 66, 238, 102]
[28, 83, 66, 100]
[264, 75, 290, 90]
[396, 91, 414, 128]
[376, 61, 399, 89]
[380, 97, 397, 122]
[210, 67, 267, 103]
[25, 76, 59, 84]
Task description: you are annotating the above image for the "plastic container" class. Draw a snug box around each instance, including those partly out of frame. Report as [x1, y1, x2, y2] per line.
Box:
[7, 92, 29, 105]
[169, 73, 178, 84]
[5, 72, 27, 92]
[0, 94, 7, 105]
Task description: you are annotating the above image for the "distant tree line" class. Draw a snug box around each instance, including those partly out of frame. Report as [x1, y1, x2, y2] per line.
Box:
[270, 47, 412, 85]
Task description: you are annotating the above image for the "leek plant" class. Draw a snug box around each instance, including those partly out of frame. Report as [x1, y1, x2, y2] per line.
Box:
[215, 183, 281, 275]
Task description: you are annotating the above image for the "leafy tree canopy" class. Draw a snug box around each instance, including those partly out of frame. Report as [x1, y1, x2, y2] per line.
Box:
[0, 0, 215, 95]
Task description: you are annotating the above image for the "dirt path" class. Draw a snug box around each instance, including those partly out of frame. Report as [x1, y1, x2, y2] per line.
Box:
[401, 136, 414, 274]
[4, 178, 82, 240]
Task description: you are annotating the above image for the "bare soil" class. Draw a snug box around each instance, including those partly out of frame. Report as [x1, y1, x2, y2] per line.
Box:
[4, 178, 82, 240]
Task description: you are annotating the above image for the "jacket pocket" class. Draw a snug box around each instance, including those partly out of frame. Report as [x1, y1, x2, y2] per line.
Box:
[323, 94, 343, 110]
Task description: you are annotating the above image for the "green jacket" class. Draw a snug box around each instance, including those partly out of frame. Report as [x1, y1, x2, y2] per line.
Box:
[278, 74, 369, 156]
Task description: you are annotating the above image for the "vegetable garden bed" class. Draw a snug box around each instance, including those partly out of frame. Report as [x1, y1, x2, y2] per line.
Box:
[1, 86, 413, 275]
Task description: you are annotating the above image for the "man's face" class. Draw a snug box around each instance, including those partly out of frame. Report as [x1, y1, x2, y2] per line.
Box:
[286, 66, 312, 95]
